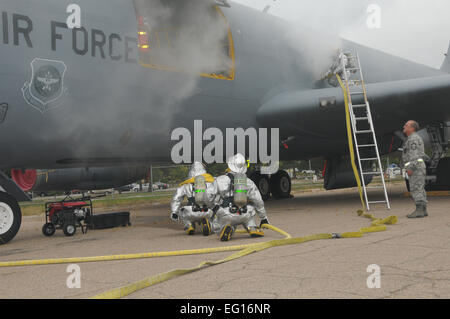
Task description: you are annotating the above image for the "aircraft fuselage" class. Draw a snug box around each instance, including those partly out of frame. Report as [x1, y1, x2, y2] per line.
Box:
[0, 0, 446, 169]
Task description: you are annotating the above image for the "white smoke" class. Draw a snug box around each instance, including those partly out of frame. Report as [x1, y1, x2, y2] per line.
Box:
[339, 0, 450, 69]
[283, 24, 343, 80]
[235, 0, 450, 69]
[39, 0, 232, 161]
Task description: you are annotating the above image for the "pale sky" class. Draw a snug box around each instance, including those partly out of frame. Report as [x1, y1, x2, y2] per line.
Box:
[233, 0, 450, 69]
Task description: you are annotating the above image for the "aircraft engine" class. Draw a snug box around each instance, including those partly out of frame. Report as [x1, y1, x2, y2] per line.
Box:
[323, 156, 373, 190]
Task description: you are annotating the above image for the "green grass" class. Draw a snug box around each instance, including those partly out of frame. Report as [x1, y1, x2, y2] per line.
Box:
[291, 181, 324, 191]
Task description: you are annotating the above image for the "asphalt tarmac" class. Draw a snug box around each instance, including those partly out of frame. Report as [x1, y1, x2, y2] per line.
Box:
[1, 183, 449, 299]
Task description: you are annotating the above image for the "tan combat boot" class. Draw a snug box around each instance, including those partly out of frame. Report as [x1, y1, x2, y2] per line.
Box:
[422, 202, 428, 217]
[407, 202, 425, 218]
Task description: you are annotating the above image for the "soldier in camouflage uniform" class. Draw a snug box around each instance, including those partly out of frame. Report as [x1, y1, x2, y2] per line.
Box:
[402, 120, 428, 218]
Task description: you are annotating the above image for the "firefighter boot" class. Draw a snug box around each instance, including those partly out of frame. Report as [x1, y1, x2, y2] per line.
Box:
[249, 226, 264, 238]
[185, 223, 195, 235]
[201, 218, 212, 236]
[219, 225, 234, 242]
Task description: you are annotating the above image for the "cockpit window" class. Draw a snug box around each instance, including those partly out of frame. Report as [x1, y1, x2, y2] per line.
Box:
[133, 0, 235, 80]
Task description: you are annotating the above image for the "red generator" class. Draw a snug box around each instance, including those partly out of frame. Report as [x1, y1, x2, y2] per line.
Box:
[42, 196, 93, 237]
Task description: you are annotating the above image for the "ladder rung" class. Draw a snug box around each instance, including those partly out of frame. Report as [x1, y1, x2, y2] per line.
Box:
[358, 144, 376, 148]
[350, 91, 365, 95]
[366, 186, 385, 189]
[352, 104, 367, 108]
[360, 158, 378, 161]
[355, 117, 368, 121]
[368, 201, 387, 204]
[355, 130, 373, 134]
[363, 171, 382, 175]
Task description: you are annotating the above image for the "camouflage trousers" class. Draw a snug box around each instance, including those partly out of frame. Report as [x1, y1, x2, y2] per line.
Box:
[409, 164, 427, 204]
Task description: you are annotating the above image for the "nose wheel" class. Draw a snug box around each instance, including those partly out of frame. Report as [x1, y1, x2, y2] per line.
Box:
[249, 172, 271, 201]
[270, 170, 292, 199]
[250, 170, 292, 201]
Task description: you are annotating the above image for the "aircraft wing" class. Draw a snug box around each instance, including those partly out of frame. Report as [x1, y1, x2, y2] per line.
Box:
[257, 75, 450, 139]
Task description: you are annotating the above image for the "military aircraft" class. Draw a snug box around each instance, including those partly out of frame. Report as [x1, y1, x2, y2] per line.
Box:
[1, 0, 449, 244]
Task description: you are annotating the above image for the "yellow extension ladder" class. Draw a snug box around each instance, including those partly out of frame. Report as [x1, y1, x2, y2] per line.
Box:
[340, 50, 391, 211]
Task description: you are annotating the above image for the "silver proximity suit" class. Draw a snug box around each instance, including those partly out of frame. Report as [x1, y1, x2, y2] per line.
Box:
[212, 174, 268, 233]
[170, 163, 216, 229]
[211, 154, 269, 234]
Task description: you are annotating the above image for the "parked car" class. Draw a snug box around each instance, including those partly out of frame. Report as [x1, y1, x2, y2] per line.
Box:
[386, 165, 401, 177]
[153, 182, 169, 190]
[132, 183, 150, 192]
[114, 184, 133, 193]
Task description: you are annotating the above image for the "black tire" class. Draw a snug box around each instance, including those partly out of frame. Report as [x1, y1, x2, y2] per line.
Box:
[0, 192, 22, 245]
[435, 157, 450, 190]
[249, 172, 271, 201]
[63, 223, 76, 237]
[270, 170, 292, 199]
[42, 223, 56, 237]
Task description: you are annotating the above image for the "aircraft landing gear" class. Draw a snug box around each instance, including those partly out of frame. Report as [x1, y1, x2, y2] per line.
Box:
[423, 123, 450, 191]
[250, 171, 270, 201]
[0, 192, 22, 245]
[250, 169, 292, 201]
[406, 123, 450, 192]
[425, 157, 450, 191]
[270, 170, 292, 199]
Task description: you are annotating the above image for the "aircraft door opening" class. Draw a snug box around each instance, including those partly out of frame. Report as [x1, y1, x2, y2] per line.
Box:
[133, 0, 235, 80]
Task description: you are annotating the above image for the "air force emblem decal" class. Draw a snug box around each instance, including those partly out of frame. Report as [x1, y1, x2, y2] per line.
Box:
[22, 58, 68, 113]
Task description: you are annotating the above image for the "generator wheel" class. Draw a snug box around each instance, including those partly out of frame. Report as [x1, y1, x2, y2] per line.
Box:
[42, 223, 56, 237]
[63, 224, 76, 237]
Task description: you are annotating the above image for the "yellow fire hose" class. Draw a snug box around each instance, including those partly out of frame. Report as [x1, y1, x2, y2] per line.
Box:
[0, 213, 397, 299]
[336, 74, 366, 212]
[90, 217, 396, 299]
[0, 225, 286, 268]
[357, 209, 398, 226]
[0, 242, 257, 268]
